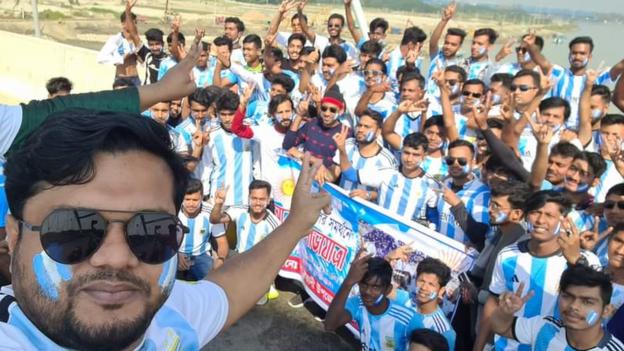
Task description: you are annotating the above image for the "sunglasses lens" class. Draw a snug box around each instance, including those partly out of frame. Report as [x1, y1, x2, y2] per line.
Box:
[458, 158, 467, 166]
[40, 209, 106, 264]
[444, 157, 454, 165]
[127, 213, 182, 264]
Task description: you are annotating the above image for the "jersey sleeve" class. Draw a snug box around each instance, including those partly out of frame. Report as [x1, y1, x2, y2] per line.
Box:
[512, 316, 545, 345]
[0, 105, 23, 159]
[488, 250, 507, 295]
[8, 88, 140, 154]
[344, 296, 360, 323]
[167, 280, 229, 347]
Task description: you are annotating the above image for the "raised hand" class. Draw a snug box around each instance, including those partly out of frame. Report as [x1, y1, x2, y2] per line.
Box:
[332, 124, 349, 151]
[241, 82, 256, 108]
[586, 69, 599, 86]
[472, 97, 490, 130]
[538, 66, 554, 94]
[345, 250, 372, 285]
[521, 29, 537, 48]
[264, 33, 277, 48]
[558, 216, 582, 265]
[192, 118, 204, 148]
[432, 69, 447, 90]
[125, 0, 137, 12]
[528, 113, 554, 145]
[442, 0, 457, 21]
[288, 153, 333, 229]
[580, 218, 613, 251]
[498, 282, 534, 315]
[171, 15, 181, 33]
[214, 184, 230, 205]
[386, 245, 414, 262]
[370, 80, 392, 93]
[336, 59, 357, 76]
[279, 0, 299, 13]
[297, 0, 307, 12]
[397, 98, 429, 114]
[497, 38, 516, 61]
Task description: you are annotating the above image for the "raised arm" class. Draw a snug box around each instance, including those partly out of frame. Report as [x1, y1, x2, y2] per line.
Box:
[578, 70, 598, 147]
[209, 186, 232, 225]
[297, 1, 316, 44]
[522, 32, 553, 75]
[208, 154, 331, 329]
[435, 70, 460, 141]
[527, 115, 554, 190]
[124, 0, 142, 48]
[343, 0, 362, 45]
[325, 252, 369, 331]
[169, 16, 185, 62]
[268, 0, 297, 37]
[429, 1, 456, 59]
[491, 283, 534, 338]
[614, 70, 624, 112]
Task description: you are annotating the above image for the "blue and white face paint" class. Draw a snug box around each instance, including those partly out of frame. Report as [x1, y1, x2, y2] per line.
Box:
[413, 286, 437, 303]
[586, 310, 599, 326]
[274, 112, 295, 123]
[522, 51, 532, 63]
[478, 46, 487, 56]
[372, 294, 384, 306]
[364, 131, 377, 143]
[461, 164, 472, 175]
[526, 221, 561, 236]
[591, 108, 603, 121]
[492, 211, 509, 225]
[32, 251, 72, 301]
[569, 54, 589, 68]
[158, 255, 177, 294]
[490, 93, 502, 105]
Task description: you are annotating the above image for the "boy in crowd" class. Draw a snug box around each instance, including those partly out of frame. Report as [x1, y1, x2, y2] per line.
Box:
[45, 77, 72, 98]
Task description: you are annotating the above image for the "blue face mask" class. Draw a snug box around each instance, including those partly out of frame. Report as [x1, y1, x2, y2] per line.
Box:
[491, 93, 502, 105]
[591, 108, 603, 121]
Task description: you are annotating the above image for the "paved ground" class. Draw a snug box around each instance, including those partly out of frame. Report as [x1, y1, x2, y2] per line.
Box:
[204, 290, 359, 351]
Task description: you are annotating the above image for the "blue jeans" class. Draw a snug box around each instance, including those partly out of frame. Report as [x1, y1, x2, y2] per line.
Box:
[178, 253, 213, 281]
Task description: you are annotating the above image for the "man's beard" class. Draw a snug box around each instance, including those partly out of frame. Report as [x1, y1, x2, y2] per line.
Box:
[13, 257, 167, 351]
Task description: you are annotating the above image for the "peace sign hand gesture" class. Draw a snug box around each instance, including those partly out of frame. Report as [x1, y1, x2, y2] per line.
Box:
[579, 217, 613, 251]
[499, 282, 534, 315]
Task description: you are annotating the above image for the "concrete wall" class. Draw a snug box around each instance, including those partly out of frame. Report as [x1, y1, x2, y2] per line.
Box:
[0, 30, 119, 103]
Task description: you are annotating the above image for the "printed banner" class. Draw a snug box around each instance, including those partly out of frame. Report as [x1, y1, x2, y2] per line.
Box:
[272, 156, 478, 330]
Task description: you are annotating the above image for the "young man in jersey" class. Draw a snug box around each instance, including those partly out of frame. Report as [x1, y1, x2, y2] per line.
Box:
[386, 27, 428, 89]
[137, 28, 168, 84]
[491, 264, 623, 350]
[461, 28, 498, 82]
[438, 73, 486, 145]
[399, 257, 456, 350]
[344, 0, 388, 49]
[409, 329, 449, 351]
[476, 190, 601, 351]
[1, 105, 331, 349]
[605, 224, 624, 314]
[332, 109, 398, 196]
[207, 91, 260, 206]
[325, 255, 424, 351]
[210, 180, 281, 304]
[427, 64, 467, 118]
[177, 179, 228, 281]
[175, 88, 218, 140]
[354, 58, 396, 120]
[526, 34, 624, 129]
[148, 101, 191, 156]
[298, 6, 357, 61]
[46, 77, 72, 98]
[587, 114, 624, 201]
[427, 1, 465, 91]
[158, 31, 186, 81]
[437, 140, 491, 248]
[588, 183, 624, 266]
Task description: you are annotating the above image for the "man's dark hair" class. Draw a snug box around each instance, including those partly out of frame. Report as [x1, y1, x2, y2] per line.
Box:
[266, 47, 285, 62]
[213, 36, 233, 51]
[268, 94, 294, 115]
[445, 65, 467, 83]
[291, 12, 308, 23]
[575, 151, 607, 180]
[514, 69, 540, 89]
[403, 132, 429, 151]
[416, 257, 451, 287]
[361, 257, 393, 288]
[359, 109, 383, 129]
[424, 115, 445, 131]
[474, 28, 498, 44]
[490, 179, 530, 210]
[550, 142, 580, 159]
[186, 178, 203, 195]
[569, 36, 594, 53]
[524, 190, 572, 216]
[539, 97, 571, 122]
[463, 79, 486, 93]
[188, 88, 215, 107]
[322, 44, 347, 64]
[271, 73, 295, 93]
[448, 139, 475, 156]
[365, 58, 388, 75]
[249, 179, 272, 195]
[216, 90, 240, 112]
[447, 27, 467, 42]
[287, 33, 306, 46]
[360, 40, 383, 57]
[522, 33, 544, 51]
[400, 71, 426, 90]
[409, 329, 449, 351]
[120, 11, 137, 23]
[560, 264, 612, 306]
[606, 183, 624, 198]
[166, 32, 186, 46]
[490, 73, 513, 90]
[592, 85, 612, 104]
[5, 109, 190, 218]
[396, 65, 420, 82]
[328, 13, 345, 26]
[243, 34, 262, 49]
[601, 114, 624, 128]
[225, 17, 245, 33]
[369, 17, 389, 33]
[401, 26, 427, 46]
[484, 157, 518, 182]
[145, 28, 164, 43]
[112, 77, 136, 89]
[46, 77, 73, 95]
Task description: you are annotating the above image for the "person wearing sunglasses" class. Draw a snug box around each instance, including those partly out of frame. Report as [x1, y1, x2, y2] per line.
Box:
[587, 183, 624, 267]
[437, 140, 491, 247]
[426, 64, 466, 118]
[486, 73, 513, 118]
[1, 110, 331, 350]
[494, 34, 544, 77]
[354, 59, 395, 122]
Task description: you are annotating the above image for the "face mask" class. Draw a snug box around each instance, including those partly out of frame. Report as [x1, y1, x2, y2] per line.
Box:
[450, 84, 460, 96]
[364, 131, 377, 143]
[523, 51, 531, 63]
[491, 93, 502, 105]
[591, 108, 603, 121]
[569, 54, 589, 67]
[492, 211, 509, 224]
[586, 310, 599, 326]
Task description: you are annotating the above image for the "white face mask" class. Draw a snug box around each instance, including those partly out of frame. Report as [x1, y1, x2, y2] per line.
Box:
[522, 51, 531, 63]
[450, 84, 460, 96]
[477, 46, 487, 56]
[491, 93, 502, 105]
[274, 112, 294, 123]
[591, 108, 603, 121]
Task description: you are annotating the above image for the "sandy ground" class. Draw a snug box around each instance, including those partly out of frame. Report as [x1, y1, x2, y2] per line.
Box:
[205, 289, 359, 351]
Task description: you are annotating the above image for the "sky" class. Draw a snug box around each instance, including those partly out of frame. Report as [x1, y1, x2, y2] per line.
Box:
[466, 0, 624, 15]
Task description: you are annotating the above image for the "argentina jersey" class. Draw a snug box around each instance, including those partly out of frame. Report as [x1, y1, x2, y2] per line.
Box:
[489, 240, 601, 351]
[208, 127, 260, 206]
[425, 51, 461, 97]
[461, 58, 493, 82]
[359, 168, 439, 221]
[0, 162, 5, 228]
[421, 156, 449, 180]
[178, 203, 226, 256]
[336, 139, 398, 192]
[387, 48, 424, 91]
[0, 281, 229, 350]
[402, 298, 456, 351]
[345, 296, 424, 351]
[157, 56, 178, 81]
[594, 218, 612, 267]
[368, 94, 397, 121]
[513, 315, 624, 351]
[590, 159, 624, 203]
[437, 177, 490, 245]
[550, 65, 614, 130]
[225, 206, 281, 253]
[567, 208, 595, 233]
[192, 65, 214, 88]
[454, 113, 478, 145]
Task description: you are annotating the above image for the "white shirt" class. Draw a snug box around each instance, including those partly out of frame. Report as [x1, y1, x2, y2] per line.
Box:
[96, 32, 138, 66]
[178, 202, 226, 256]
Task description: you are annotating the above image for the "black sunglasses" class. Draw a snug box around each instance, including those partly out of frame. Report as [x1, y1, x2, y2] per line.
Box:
[19, 208, 187, 265]
[515, 47, 527, 54]
[462, 91, 482, 98]
[604, 201, 624, 210]
[320, 105, 339, 114]
[445, 156, 468, 166]
[510, 84, 536, 92]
